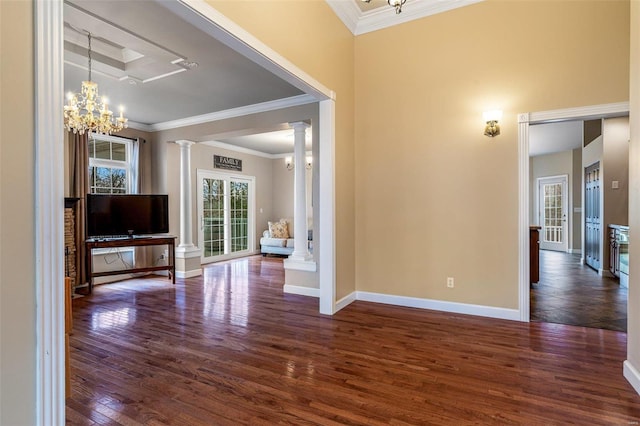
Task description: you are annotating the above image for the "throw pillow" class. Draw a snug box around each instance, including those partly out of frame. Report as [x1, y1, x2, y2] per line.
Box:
[268, 220, 289, 239]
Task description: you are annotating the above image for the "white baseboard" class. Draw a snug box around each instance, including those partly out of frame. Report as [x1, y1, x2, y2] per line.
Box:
[176, 268, 202, 279]
[355, 291, 521, 321]
[283, 284, 319, 298]
[335, 291, 357, 312]
[624, 360, 640, 395]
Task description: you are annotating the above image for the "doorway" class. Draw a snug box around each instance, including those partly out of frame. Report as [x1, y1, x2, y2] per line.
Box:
[517, 103, 630, 323]
[522, 106, 630, 329]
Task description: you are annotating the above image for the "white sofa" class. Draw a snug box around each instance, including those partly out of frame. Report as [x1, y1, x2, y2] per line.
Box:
[260, 230, 295, 256]
[260, 218, 294, 256]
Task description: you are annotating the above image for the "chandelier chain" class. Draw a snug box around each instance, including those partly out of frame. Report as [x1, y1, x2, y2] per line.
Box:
[87, 32, 92, 82]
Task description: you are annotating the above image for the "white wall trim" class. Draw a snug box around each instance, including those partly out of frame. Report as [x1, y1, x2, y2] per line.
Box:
[624, 361, 640, 395]
[529, 102, 629, 124]
[335, 291, 357, 312]
[518, 102, 630, 324]
[518, 113, 531, 322]
[326, 0, 483, 36]
[284, 258, 317, 272]
[176, 269, 203, 279]
[318, 99, 336, 315]
[148, 94, 317, 132]
[283, 285, 320, 298]
[35, 1, 65, 424]
[356, 292, 520, 321]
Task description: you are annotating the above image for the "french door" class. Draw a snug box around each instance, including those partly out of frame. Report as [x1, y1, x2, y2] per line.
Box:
[537, 175, 568, 252]
[197, 170, 255, 263]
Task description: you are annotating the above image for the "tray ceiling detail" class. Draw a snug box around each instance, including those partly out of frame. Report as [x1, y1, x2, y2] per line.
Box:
[326, 0, 483, 35]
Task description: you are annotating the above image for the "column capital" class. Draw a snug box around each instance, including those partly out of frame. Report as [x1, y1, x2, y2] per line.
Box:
[289, 121, 310, 130]
[175, 139, 197, 147]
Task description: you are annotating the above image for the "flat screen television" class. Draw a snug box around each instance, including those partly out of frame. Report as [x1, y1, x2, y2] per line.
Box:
[86, 194, 169, 238]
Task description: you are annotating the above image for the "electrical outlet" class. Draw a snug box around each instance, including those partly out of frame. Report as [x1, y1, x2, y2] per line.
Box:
[447, 277, 455, 288]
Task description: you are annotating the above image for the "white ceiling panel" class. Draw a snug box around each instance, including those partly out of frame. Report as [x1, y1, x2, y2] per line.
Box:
[529, 121, 583, 157]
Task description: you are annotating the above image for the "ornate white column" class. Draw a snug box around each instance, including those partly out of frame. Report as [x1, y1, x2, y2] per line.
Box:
[174, 140, 202, 278]
[285, 122, 315, 267]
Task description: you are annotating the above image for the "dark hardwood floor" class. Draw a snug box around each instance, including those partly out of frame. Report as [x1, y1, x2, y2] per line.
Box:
[531, 250, 627, 331]
[67, 255, 640, 425]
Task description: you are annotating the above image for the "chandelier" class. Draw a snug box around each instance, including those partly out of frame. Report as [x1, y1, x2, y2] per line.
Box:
[361, 0, 407, 14]
[64, 32, 128, 135]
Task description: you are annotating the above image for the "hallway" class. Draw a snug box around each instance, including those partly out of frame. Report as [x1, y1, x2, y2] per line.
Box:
[530, 250, 627, 331]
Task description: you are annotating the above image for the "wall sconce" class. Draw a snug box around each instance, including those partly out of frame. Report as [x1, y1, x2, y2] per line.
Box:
[285, 156, 313, 170]
[483, 110, 502, 137]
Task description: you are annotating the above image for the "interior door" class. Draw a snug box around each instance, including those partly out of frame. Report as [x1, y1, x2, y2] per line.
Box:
[197, 170, 255, 264]
[585, 162, 601, 271]
[538, 175, 569, 252]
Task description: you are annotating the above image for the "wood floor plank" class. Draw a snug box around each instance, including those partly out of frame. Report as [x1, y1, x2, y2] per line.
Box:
[67, 255, 640, 425]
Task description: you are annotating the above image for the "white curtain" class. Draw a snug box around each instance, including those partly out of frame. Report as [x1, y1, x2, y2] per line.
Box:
[127, 138, 140, 194]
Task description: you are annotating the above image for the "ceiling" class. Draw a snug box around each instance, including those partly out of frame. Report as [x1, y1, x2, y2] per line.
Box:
[529, 121, 583, 157]
[64, 0, 479, 155]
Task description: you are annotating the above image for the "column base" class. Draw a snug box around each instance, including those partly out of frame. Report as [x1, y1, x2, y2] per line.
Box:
[175, 245, 202, 278]
[284, 257, 317, 272]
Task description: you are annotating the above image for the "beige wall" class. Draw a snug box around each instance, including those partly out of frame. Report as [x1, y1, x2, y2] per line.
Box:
[627, 0, 639, 382]
[603, 117, 630, 228]
[0, 1, 36, 424]
[209, 0, 356, 300]
[355, 0, 629, 308]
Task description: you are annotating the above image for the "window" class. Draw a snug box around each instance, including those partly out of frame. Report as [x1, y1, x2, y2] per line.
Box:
[88, 134, 138, 194]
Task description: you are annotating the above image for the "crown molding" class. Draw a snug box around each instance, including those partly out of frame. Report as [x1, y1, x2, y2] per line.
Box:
[200, 140, 313, 159]
[200, 140, 277, 158]
[146, 94, 317, 132]
[327, 0, 484, 35]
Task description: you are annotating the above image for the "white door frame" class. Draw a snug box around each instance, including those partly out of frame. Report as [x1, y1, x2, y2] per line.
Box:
[537, 174, 569, 252]
[196, 169, 256, 263]
[517, 102, 629, 322]
[35, 0, 337, 423]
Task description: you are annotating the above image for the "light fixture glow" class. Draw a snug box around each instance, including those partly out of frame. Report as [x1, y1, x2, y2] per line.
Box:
[63, 32, 128, 135]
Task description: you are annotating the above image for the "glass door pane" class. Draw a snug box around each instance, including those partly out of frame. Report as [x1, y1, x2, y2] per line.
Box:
[202, 178, 226, 258]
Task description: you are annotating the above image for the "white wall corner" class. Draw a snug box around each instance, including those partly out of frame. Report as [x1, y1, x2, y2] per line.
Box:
[624, 361, 640, 395]
[335, 291, 357, 312]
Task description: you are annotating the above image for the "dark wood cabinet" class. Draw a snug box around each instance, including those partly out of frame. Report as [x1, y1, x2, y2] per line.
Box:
[530, 226, 541, 284]
[86, 236, 176, 293]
